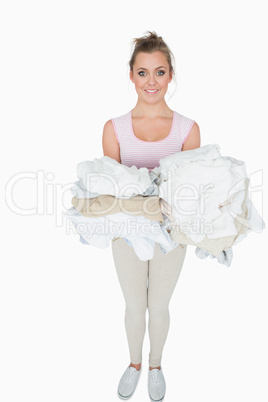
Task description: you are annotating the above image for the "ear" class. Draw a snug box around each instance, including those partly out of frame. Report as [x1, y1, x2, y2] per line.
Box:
[129, 69, 134, 83]
[168, 71, 173, 83]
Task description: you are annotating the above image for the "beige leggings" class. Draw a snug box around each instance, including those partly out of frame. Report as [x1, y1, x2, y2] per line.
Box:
[111, 237, 187, 368]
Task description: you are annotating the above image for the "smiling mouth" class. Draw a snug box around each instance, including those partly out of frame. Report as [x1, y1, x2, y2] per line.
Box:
[145, 89, 159, 94]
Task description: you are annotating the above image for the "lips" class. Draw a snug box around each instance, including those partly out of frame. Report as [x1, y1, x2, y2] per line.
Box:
[145, 89, 159, 94]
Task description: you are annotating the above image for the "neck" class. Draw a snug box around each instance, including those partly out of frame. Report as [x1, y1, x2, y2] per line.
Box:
[132, 100, 172, 118]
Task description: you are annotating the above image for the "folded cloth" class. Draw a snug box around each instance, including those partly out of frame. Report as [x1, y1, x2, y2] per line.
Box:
[64, 208, 175, 261]
[70, 179, 101, 199]
[122, 227, 181, 255]
[71, 194, 164, 222]
[80, 234, 157, 261]
[154, 144, 251, 242]
[65, 144, 265, 265]
[152, 143, 221, 184]
[77, 156, 153, 198]
[195, 247, 233, 267]
[169, 179, 250, 255]
[70, 171, 159, 200]
[146, 171, 160, 196]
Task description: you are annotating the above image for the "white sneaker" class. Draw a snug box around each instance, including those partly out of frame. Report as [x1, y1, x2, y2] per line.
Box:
[148, 367, 166, 402]
[117, 364, 142, 400]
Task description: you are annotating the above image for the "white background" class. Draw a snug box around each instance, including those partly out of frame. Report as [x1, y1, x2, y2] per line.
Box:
[1, 1, 267, 401]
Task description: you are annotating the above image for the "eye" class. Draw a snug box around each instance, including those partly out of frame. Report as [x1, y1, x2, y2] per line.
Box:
[137, 70, 165, 77]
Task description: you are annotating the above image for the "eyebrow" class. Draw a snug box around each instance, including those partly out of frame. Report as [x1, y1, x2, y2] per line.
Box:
[136, 66, 167, 71]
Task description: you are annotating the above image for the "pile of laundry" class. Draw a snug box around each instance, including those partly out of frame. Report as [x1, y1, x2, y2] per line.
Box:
[64, 144, 265, 266]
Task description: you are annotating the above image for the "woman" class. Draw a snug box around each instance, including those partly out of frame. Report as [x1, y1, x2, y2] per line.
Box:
[102, 31, 200, 401]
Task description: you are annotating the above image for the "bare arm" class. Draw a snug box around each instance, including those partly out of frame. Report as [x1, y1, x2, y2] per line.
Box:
[102, 119, 121, 163]
[181, 122, 201, 151]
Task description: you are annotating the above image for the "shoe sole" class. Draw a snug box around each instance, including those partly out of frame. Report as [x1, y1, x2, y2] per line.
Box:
[118, 390, 135, 400]
[149, 396, 165, 402]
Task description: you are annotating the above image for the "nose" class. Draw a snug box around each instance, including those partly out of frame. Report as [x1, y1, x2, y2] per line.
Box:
[147, 73, 157, 86]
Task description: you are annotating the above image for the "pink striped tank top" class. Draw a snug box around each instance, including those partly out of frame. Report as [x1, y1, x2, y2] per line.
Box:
[111, 110, 195, 172]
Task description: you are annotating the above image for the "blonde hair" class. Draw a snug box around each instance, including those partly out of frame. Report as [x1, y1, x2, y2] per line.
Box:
[129, 31, 175, 80]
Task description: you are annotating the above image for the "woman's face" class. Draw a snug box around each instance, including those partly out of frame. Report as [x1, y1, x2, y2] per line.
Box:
[129, 51, 172, 104]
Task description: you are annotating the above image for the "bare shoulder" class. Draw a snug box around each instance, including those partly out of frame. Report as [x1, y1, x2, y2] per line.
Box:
[102, 119, 116, 139]
[102, 119, 121, 163]
[182, 122, 201, 151]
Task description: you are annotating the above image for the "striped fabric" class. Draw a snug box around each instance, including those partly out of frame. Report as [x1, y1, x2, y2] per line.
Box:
[111, 110, 195, 172]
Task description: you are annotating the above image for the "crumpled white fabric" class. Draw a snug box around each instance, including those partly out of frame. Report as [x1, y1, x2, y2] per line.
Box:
[64, 207, 177, 261]
[232, 194, 265, 246]
[70, 172, 159, 200]
[195, 247, 233, 267]
[77, 156, 153, 198]
[153, 144, 251, 242]
[152, 144, 221, 183]
[64, 144, 265, 265]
